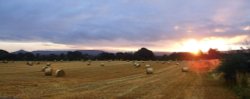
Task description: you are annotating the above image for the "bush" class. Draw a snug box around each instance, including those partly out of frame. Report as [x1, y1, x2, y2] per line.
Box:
[217, 54, 249, 86]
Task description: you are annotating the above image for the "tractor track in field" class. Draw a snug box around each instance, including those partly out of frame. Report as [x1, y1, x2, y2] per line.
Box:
[41, 64, 178, 98]
[52, 62, 236, 99]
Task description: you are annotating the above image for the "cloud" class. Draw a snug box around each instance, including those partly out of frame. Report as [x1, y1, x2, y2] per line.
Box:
[242, 26, 250, 31]
[0, 0, 249, 51]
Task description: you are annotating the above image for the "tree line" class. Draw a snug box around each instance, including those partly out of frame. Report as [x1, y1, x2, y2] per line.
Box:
[0, 47, 227, 61]
[216, 48, 250, 98]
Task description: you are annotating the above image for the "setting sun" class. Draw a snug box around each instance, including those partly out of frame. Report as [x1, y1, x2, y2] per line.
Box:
[176, 36, 239, 54]
[182, 39, 200, 54]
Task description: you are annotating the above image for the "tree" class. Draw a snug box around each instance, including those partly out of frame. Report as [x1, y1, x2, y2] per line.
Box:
[134, 48, 155, 60]
[159, 54, 169, 60]
[217, 54, 249, 86]
[96, 52, 115, 60]
[168, 52, 194, 60]
[23, 52, 35, 61]
[67, 51, 82, 60]
[59, 53, 66, 60]
[0, 49, 9, 60]
[115, 52, 124, 60]
[208, 48, 221, 59]
[47, 54, 58, 61]
[121, 52, 134, 60]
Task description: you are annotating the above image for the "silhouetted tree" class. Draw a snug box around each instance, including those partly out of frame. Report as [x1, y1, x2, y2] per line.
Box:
[96, 52, 115, 60]
[217, 54, 249, 86]
[195, 50, 205, 60]
[158, 54, 169, 60]
[116, 52, 124, 60]
[0, 50, 9, 60]
[23, 52, 35, 61]
[168, 52, 194, 60]
[134, 48, 155, 60]
[47, 54, 58, 61]
[122, 52, 134, 60]
[208, 48, 221, 59]
[67, 51, 82, 60]
[59, 53, 66, 60]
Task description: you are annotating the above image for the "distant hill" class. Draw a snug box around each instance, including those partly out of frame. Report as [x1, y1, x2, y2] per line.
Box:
[154, 51, 171, 56]
[12, 50, 30, 54]
[12, 49, 171, 56]
[32, 50, 68, 55]
[12, 50, 105, 56]
[76, 50, 105, 56]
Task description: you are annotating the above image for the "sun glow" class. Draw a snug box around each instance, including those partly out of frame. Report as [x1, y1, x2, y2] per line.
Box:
[176, 37, 242, 54]
[182, 39, 200, 54]
[176, 35, 249, 54]
[180, 38, 228, 54]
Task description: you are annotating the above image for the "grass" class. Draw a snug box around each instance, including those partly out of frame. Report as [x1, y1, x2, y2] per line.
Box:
[232, 86, 250, 99]
[0, 60, 237, 99]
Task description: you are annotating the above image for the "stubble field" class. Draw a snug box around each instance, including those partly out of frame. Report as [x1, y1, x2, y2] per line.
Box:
[0, 60, 237, 99]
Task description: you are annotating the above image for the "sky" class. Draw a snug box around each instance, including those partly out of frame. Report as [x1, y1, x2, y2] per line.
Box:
[0, 0, 249, 53]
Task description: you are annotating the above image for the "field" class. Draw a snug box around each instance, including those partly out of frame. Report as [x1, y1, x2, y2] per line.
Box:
[0, 60, 237, 99]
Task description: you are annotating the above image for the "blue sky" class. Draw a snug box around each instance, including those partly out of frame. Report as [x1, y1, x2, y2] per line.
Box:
[0, 0, 249, 52]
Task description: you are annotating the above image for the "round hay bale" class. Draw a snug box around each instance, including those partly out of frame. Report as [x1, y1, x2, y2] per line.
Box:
[100, 63, 105, 66]
[182, 67, 189, 72]
[55, 69, 65, 77]
[146, 67, 154, 74]
[176, 63, 179, 65]
[44, 67, 52, 76]
[37, 62, 40, 65]
[134, 63, 140, 68]
[87, 60, 92, 65]
[41, 66, 49, 72]
[27, 61, 33, 66]
[145, 64, 151, 68]
[46, 63, 51, 66]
